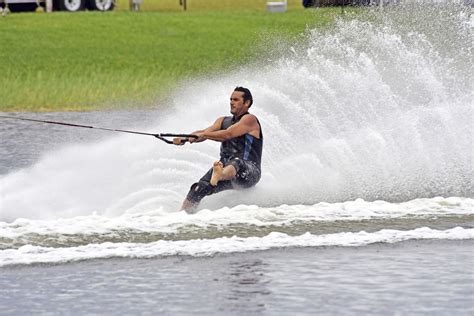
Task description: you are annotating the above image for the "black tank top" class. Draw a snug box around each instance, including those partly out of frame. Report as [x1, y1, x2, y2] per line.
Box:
[219, 113, 263, 168]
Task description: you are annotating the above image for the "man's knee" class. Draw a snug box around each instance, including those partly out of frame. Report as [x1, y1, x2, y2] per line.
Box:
[222, 164, 237, 179]
[232, 160, 261, 188]
[228, 158, 244, 175]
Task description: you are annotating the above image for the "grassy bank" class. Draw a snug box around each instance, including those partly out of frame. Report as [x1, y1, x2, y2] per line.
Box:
[0, 5, 341, 111]
[114, 0, 316, 12]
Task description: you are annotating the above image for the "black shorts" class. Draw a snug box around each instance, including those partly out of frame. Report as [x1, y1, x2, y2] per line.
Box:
[186, 157, 261, 204]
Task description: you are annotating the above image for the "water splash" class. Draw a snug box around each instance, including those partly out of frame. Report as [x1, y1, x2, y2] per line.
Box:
[0, 3, 472, 221]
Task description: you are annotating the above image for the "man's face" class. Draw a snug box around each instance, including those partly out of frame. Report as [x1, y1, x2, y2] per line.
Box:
[230, 91, 248, 115]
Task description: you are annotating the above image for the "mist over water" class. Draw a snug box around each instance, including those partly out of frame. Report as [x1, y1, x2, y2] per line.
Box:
[0, 3, 472, 221]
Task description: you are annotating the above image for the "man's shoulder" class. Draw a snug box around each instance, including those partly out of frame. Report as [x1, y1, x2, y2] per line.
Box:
[214, 116, 227, 124]
[241, 113, 258, 122]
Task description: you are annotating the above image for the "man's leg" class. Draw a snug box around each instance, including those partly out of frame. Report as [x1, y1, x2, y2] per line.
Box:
[210, 161, 237, 186]
[181, 168, 213, 212]
[181, 188, 205, 213]
[182, 158, 244, 213]
[181, 181, 212, 213]
[181, 165, 234, 213]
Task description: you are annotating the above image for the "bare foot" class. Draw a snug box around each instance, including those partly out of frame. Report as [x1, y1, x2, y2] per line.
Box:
[210, 161, 224, 186]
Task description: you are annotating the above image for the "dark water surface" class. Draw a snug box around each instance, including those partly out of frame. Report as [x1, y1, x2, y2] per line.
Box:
[1, 239, 473, 315]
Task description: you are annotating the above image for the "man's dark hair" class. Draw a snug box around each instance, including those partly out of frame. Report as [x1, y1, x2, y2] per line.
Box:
[234, 86, 253, 107]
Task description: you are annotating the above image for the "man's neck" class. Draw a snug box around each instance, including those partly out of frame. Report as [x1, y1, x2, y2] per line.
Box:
[233, 111, 249, 119]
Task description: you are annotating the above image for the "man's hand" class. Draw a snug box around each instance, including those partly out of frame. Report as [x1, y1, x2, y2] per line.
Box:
[189, 132, 206, 143]
[173, 137, 186, 145]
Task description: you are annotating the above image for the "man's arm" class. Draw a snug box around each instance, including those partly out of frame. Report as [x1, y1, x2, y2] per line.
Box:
[173, 117, 225, 145]
[198, 114, 260, 142]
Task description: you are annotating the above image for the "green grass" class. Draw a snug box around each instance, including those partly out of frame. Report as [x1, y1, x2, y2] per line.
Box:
[0, 4, 342, 111]
[113, 0, 320, 12]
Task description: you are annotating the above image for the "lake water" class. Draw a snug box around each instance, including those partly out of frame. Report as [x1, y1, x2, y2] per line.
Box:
[1, 240, 473, 315]
[1, 2, 473, 314]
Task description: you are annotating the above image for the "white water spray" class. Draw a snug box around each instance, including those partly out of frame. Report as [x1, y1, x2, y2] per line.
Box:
[0, 4, 472, 221]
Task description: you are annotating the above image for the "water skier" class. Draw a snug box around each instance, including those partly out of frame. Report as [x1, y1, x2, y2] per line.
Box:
[173, 87, 263, 212]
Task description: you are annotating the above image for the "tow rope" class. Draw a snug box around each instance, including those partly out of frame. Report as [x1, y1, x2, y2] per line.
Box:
[0, 115, 197, 144]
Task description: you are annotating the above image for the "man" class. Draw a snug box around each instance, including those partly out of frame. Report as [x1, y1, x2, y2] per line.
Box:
[173, 87, 263, 212]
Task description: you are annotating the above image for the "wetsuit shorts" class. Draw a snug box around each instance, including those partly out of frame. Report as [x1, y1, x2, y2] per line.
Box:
[185, 157, 261, 205]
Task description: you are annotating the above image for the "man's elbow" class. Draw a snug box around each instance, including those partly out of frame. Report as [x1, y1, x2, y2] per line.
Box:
[222, 130, 239, 141]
